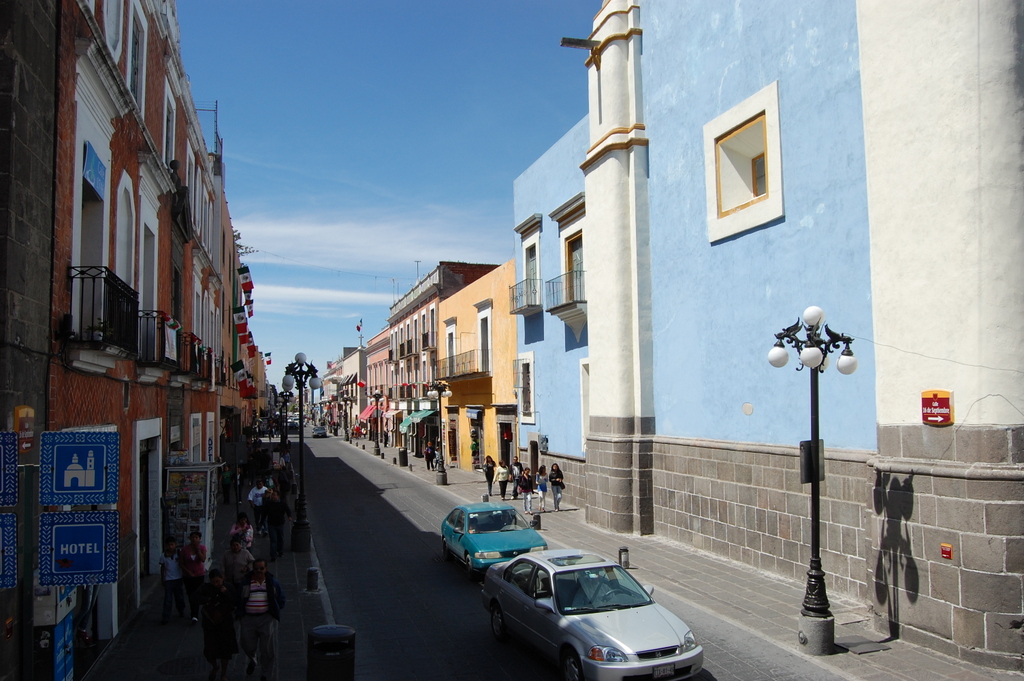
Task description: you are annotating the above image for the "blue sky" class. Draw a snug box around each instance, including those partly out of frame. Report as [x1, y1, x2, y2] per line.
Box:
[176, 1, 595, 377]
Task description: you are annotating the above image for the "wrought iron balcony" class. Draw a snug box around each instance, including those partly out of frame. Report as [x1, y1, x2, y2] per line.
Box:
[438, 349, 490, 379]
[545, 270, 587, 340]
[510, 278, 542, 315]
[422, 332, 435, 350]
[174, 332, 211, 382]
[69, 266, 139, 354]
[137, 311, 178, 367]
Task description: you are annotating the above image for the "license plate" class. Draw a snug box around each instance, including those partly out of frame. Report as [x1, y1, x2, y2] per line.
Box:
[652, 663, 675, 679]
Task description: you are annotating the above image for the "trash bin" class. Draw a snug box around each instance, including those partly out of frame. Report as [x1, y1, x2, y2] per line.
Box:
[307, 624, 355, 681]
[398, 447, 408, 467]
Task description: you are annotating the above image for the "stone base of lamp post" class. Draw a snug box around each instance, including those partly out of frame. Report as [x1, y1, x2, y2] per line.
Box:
[290, 518, 311, 553]
[797, 615, 834, 656]
[435, 468, 448, 486]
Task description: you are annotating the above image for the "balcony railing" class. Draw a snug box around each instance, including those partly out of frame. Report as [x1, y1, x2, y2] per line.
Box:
[545, 270, 586, 310]
[174, 332, 211, 381]
[422, 332, 435, 350]
[137, 310, 177, 367]
[510, 278, 542, 315]
[438, 349, 490, 379]
[69, 266, 139, 353]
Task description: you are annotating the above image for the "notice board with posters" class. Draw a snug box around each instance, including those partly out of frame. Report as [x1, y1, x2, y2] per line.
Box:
[164, 464, 220, 547]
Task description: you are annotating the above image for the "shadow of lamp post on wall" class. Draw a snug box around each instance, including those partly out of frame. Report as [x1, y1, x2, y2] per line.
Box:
[427, 380, 452, 486]
[768, 305, 858, 656]
[282, 353, 321, 553]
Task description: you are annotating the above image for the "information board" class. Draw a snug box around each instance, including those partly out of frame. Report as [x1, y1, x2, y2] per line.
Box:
[40, 431, 119, 505]
[0, 432, 15, 506]
[38, 511, 119, 586]
[0, 513, 15, 589]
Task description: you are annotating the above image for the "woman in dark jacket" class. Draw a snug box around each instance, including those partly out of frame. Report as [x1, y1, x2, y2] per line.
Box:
[483, 456, 496, 497]
[190, 568, 238, 681]
[518, 467, 535, 515]
[548, 464, 565, 511]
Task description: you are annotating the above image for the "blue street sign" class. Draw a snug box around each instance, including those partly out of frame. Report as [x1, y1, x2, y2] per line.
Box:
[40, 432, 119, 505]
[0, 432, 15, 506]
[0, 513, 15, 589]
[39, 511, 118, 586]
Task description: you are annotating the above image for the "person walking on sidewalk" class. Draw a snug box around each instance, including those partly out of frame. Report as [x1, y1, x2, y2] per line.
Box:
[230, 512, 255, 550]
[496, 460, 510, 500]
[237, 559, 286, 681]
[518, 467, 535, 515]
[248, 479, 269, 536]
[190, 568, 238, 681]
[222, 536, 255, 588]
[424, 441, 436, 471]
[263, 490, 292, 560]
[483, 456, 496, 497]
[220, 466, 233, 504]
[159, 537, 186, 624]
[535, 465, 548, 513]
[511, 457, 524, 500]
[180, 531, 208, 623]
[549, 463, 565, 511]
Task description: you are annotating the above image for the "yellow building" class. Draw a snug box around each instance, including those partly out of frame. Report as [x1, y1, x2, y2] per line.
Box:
[437, 259, 518, 472]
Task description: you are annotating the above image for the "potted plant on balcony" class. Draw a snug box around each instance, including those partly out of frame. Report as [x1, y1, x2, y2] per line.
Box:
[85, 319, 113, 342]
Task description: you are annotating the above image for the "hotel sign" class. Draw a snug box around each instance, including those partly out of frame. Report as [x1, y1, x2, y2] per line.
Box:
[38, 511, 119, 586]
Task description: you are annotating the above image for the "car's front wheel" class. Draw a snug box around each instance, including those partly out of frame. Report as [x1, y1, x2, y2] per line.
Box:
[464, 553, 476, 580]
[561, 649, 584, 681]
[441, 539, 451, 561]
[490, 603, 507, 642]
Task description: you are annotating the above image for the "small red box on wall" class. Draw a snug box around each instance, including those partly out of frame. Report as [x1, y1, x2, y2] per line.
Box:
[940, 543, 953, 560]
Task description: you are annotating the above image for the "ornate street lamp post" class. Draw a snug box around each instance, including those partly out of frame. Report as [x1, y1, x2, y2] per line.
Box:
[341, 395, 352, 442]
[768, 305, 858, 655]
[278, 392, 292, 456]
[372, 391, 383, 457]
[281, 353, 321, 553]
[427, 379, 452, 486]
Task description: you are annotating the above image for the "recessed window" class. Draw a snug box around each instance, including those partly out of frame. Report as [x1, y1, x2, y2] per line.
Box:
[703, 81, 784, 242]
[716, 114, 769, 217]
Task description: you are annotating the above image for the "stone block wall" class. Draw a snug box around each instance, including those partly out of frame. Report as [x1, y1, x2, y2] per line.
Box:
[650, 437, 872, 603]
[533, 452, 587, 511]
[869, 424, 1024, 670]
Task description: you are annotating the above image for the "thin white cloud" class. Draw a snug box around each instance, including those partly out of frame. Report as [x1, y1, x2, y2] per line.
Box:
[257, 284, 394, 306]
[233, 205, 515, 276]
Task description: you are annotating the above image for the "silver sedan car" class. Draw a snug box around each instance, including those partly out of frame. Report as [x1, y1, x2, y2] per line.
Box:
[481, 550, 703, 681]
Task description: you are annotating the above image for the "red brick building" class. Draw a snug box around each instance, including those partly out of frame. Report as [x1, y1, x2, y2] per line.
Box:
[18, 1, 263, 671]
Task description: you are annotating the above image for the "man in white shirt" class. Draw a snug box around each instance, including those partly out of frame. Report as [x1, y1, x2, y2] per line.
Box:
[248, 479, 268, 536]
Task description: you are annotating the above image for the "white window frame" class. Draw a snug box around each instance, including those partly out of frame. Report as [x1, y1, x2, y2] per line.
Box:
[476, 301, 492, 373]
[703, 81, 784, 242]
[127, 4, 147, 108]
[163, 90, 176, 163]
[105, 0, 124, 59]
[114, 173, 136, 285]
[518, 351, 536, 425]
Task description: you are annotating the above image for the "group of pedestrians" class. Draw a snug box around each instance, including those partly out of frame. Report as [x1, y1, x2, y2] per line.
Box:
[159, 517, 287, 681]
[484, 456, 566, 515]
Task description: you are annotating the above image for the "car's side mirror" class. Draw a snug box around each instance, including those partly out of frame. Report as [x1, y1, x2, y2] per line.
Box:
[644, 584, 655, 595]
[534, 596, 555, 612]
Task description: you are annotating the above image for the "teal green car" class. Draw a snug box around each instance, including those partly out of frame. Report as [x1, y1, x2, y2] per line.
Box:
[441, 503, 547, 579]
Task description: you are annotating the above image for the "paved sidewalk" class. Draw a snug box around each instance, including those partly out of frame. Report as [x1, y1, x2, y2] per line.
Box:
[351, 437, 1022, 681]
[83, 470, 332, 681]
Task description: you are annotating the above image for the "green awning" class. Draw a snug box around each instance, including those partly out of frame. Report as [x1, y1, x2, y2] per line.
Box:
[410, 409, 436, 423]
[399, 415, 414, 434]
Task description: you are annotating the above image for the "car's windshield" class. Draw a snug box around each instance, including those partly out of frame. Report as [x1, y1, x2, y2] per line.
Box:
[467, 509, 531, 533]
[553, 565, 653, 614]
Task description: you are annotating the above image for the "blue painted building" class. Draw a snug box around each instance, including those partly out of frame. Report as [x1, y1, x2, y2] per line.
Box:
[511, 0, 1024, 668]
